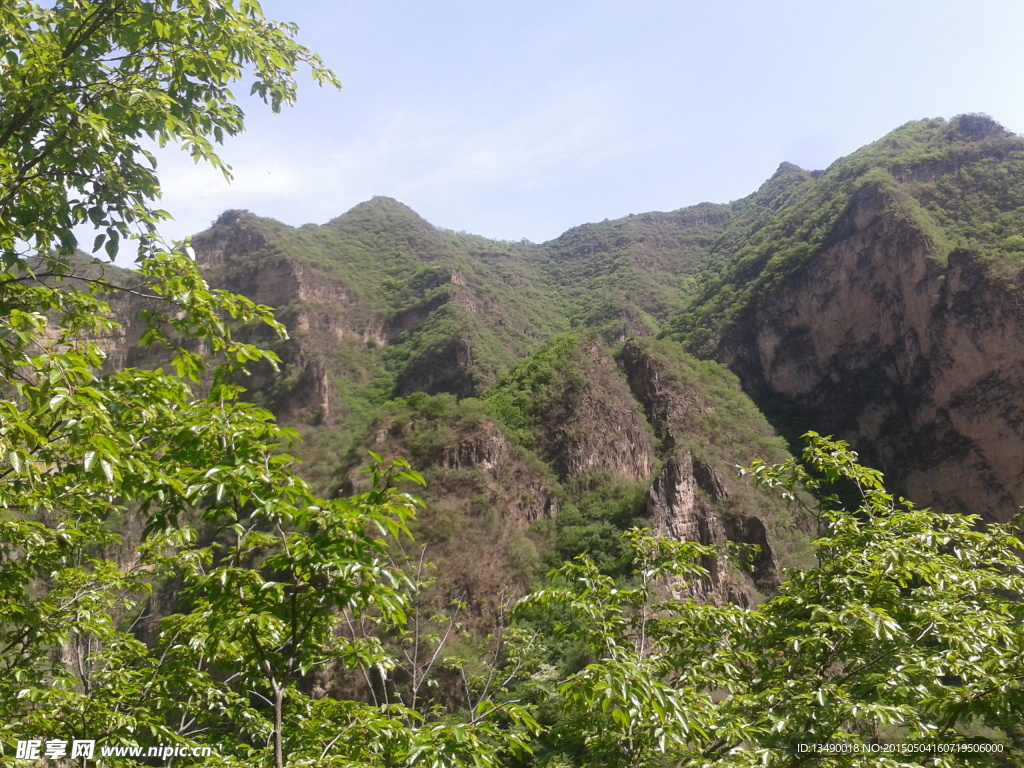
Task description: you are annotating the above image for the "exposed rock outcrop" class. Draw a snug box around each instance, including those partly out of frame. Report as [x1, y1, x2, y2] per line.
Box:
[440, 427, 509, 472]
[718, 182, 1024, 521]
[439, 424, 561, 524]
[397, 336, 478, 397]
[646, 452, 730, 602]
[619, 338, 788, 594]
[621, 338, 699, 450]
[547, 343, 657, 484]
[646, 452, 778, 604]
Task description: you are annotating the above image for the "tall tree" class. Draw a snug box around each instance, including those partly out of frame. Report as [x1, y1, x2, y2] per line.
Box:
[0, 4, 537, 766]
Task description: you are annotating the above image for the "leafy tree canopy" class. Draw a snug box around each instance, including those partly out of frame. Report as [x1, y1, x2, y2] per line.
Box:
[0, 3, 536, 766]
[518, 434, 1024, 767]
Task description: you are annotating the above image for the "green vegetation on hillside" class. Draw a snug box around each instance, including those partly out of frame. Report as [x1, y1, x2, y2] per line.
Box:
[619, 337, 791, 460]
[194, 193, 736, 470]
[666, 114, 1024, 355]
[533, 203, 731, 339]
[484, 334, 588, 447]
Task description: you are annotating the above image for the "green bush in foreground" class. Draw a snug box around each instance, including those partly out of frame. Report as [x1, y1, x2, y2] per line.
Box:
[516, 434, 1024, 767]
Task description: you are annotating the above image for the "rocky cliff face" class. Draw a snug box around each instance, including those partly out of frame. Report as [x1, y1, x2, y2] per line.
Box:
[621, 337, 790, 599]
[718, 181, 1024, 522]
[187, 210, 389, 425]
[363, 411, 560, 527]
[332, 331, 806, 613]
[538, 342, 657, 484]
[657, 117, 1024, 523]
[645, 452, 779, 605]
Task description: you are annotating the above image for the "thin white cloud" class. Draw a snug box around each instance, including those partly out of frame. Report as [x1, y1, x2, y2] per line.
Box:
[141, 79, 635, 242]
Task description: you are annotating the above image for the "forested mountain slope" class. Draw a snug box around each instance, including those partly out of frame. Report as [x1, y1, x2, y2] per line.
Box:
[102, 114, 1024, 605]
[178, 201, 802, 606]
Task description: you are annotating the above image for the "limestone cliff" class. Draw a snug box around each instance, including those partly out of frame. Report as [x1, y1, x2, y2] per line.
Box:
[717, 183, 1024, 520]
[695, 120, 1024, 522]
[620, 337, 799, 597]
[531, 341, 658, 484]
[644, 452, 782, 604]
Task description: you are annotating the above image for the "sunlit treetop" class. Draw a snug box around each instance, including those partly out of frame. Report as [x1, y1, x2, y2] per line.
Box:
[0, 0, 340, 265]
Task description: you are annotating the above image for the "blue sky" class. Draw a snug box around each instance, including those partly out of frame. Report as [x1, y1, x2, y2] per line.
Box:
[144, 0, 1024, 250]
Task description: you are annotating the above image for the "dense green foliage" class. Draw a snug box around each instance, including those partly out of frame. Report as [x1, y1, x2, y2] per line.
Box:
[512, 435, 1024, 766]
[534, 204, 731, 339]
[0, 3, 538, 767]
[545, 479, 649, 576]
[484, 334, 587, 448]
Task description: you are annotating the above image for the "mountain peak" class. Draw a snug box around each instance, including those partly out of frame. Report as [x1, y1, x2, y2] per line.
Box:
[946, 112, 1013, 141]
[770, 161, 808, 180]
[213, 209, 257, 227]
[327, 196, 431, 229]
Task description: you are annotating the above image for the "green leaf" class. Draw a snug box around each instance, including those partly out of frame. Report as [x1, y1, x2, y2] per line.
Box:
[104, 231, 119, 259]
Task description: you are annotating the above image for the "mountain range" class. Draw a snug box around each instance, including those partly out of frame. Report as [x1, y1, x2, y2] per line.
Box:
[102, 113, 1024, 608]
